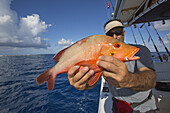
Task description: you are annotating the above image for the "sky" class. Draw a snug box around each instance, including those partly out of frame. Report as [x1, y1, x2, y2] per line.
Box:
[0, 0, 170, 55]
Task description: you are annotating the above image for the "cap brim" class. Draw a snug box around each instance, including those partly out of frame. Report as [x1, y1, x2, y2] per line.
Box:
[104, 21, 124, 34]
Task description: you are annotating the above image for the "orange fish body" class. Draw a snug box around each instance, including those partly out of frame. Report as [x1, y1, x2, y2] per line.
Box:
[36, 35, 140, 90]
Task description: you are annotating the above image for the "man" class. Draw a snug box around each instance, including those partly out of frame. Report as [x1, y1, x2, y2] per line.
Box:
[67, 19, 157, 113]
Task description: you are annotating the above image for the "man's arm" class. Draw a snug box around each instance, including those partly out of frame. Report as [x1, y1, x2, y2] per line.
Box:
[121, 67, 156, 91]
[97, 56, 156, 91]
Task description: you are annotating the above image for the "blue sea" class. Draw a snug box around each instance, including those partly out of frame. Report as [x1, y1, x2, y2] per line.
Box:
[0, 54, 100, 113]
[0, 52, 168, 113]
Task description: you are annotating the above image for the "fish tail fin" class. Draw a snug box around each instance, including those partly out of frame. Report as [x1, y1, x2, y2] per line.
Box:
[47, 74, 56, 91]
[36, 68, 59, 91]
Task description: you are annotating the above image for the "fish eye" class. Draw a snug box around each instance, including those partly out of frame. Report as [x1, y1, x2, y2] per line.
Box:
[114, 43, 121, 48]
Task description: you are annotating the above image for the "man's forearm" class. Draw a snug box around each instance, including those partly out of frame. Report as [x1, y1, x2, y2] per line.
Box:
[124, 70, 156, 91]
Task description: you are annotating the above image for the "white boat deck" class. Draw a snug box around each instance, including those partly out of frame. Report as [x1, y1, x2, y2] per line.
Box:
[152, 62, 170, 113]
[98, 62, 170, 113]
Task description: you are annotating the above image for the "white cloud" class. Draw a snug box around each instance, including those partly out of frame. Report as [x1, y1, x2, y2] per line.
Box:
[0, 0, 51, 49]
[154, 20, 170, 31]
[19, 14, 49, 36]
[58, 38, 74, 46]
[0, 15, 12, 24]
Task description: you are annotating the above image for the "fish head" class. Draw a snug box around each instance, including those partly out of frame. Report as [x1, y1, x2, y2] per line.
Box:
[108, 41, 140, 62]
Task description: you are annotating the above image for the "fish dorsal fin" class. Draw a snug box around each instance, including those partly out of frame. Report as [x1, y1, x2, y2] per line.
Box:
[76, 36, 89, 45]
[53, 47, 69, 63]
[53, 37, 89, 63]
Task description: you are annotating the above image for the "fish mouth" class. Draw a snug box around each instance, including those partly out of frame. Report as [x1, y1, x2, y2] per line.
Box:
[125, 48, 140, 61]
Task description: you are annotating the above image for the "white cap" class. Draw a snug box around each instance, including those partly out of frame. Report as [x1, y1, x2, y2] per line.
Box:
[104, 20, 124, 34]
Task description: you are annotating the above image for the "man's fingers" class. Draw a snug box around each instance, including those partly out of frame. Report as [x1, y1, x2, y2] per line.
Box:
[74, 70, 94, 90]
[102, 70, 117, 78]
[78, 70, 94, 85]
[68, 66, 80, 78]
[99, 55, 122, 66]
[102, 71, 121, 87]
[72, 67, 89, 82]
[103, 70, 123, 83]
[97, 60, 118, 73]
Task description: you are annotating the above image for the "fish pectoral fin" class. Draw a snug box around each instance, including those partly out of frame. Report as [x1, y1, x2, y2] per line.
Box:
[88, 72, 101, 86]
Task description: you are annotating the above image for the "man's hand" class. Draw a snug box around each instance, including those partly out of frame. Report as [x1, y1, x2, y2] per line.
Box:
[67, 66, 95, 90]
[97, 55, 156, 91]
[97, 55, 131, 88]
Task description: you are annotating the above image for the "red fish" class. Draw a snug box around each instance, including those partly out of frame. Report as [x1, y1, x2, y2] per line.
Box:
[36, 35, 140, 90]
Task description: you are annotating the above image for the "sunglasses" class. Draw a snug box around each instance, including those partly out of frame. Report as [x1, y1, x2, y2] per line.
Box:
[106, 30, 124, 36]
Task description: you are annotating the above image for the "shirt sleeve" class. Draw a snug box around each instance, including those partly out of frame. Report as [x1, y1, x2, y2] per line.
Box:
[135, 45, 155, 71]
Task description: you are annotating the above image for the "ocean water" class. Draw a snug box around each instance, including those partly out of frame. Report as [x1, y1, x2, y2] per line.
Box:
[0, 54, 100, 113]
[0, 52, 168, 113]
